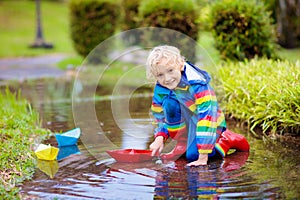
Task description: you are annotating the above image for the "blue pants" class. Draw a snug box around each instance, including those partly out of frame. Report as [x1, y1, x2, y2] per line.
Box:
[162, 95, 216, 161]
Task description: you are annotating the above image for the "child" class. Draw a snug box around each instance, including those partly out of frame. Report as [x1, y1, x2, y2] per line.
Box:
[146, 45, 249, 166]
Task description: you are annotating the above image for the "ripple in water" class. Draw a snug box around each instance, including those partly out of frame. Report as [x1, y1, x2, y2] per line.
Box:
[21, 145, 282, 199]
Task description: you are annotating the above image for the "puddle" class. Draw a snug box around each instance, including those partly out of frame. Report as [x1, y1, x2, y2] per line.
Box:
[1, 78, 299, 199]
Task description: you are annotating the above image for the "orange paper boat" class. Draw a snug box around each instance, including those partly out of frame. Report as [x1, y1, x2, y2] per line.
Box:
[106, 149, 153, 163]
[34, 144, 59, 161]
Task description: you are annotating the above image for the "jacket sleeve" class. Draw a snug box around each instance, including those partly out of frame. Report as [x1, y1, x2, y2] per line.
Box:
[193, 84, 220, 154]
[150, 91, 169, 140]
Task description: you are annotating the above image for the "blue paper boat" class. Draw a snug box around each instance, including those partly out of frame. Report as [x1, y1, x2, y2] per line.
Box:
[55, 128, 81, 147]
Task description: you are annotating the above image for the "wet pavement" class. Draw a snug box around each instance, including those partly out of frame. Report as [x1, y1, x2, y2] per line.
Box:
[0, 54, 67, 81]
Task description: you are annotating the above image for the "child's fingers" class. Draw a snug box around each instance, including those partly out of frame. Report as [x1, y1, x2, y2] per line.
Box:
[151, 146, 163, 156]
[151, 148, 158, 156]
[159, 146, 164, 155]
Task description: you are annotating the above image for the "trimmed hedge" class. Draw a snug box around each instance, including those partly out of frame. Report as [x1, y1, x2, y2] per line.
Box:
[69, 0, 120, 59]
[138, 0, 200, 61]
[119, 0, 142, 46]
[120, 0, 141, 31]
[220, 59, 300, 136]
[139, 0, 199, 41]
[210, 0, 278, 61]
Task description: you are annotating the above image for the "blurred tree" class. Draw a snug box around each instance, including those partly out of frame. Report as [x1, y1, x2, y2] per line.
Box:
[275, 0, 300, 48]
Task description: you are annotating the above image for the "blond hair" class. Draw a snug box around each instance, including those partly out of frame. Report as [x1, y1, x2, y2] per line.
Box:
[146, 45, 185, 80]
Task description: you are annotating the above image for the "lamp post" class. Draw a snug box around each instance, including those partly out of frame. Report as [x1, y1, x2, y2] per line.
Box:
[30, 0, 53, 48]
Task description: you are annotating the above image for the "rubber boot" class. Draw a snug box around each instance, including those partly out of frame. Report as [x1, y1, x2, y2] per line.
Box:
[160, 128, 187, 161]
[215, 129, 250, 157]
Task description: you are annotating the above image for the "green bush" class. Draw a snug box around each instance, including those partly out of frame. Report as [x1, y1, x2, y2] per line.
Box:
[139, 0, 199, 40]
[219, 59, 300, 137]
[210, 0, 278, 61]
[120, 0, 141, 31]
[69, 0, 120, 60]
[119, 0, 142, 45]
[138, 0, 200, 61]
[194, 0, 219, 32]
[260, 0, 277, 23]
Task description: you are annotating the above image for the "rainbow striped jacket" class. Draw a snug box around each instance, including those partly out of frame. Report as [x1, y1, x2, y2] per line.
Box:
[151, 61, 226, 154]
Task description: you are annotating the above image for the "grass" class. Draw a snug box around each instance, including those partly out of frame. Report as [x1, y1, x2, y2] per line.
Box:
[0, 0, 76, 58]
[197, 31, 221, 65]
[0, 89, 50, 198]
[56, 56, 83, 70]
[277, 47, 300, 63]
[219, 59, 300, 137]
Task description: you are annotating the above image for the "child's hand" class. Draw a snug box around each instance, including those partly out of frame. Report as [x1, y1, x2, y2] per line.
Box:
[187, 153, 208, 166]
[150, 136, 164, 156]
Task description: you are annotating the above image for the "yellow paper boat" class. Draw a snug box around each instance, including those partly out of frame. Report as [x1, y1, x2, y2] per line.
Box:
[37, 159, 59, 178]
[34, 144, 59, 160]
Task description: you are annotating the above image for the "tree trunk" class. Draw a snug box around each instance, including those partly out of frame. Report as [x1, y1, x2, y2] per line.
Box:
[276, 0, 300, 48]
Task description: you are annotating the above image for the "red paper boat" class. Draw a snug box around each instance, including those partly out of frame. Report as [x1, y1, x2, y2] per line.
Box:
[106, 149, 153, 163]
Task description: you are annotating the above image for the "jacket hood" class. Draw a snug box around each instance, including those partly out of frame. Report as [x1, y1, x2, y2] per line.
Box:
[183, 61, 211, 85]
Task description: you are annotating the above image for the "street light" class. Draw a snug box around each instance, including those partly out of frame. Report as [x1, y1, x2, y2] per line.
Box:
[30, 0, 53, 49]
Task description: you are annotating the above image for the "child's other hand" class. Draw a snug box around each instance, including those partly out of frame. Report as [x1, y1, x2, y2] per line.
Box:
[150, 136, 164, 156]
[187, 153, 208, 166]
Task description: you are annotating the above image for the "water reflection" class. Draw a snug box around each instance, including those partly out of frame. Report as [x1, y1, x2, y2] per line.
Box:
[57, 145, 81, 161]
[25, 148, 282, 199]
[0, 78, 75, 132]
[36, 160, 59, 179]
[1, 79, 299, 199]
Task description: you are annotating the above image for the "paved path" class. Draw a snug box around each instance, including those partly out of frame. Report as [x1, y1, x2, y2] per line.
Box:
[0, 54, 67, 81]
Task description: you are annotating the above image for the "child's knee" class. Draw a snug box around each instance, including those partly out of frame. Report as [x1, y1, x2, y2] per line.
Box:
[186, 151, 198, 162]
[186, 148, 199, 162]
[163, 98, 181, 123]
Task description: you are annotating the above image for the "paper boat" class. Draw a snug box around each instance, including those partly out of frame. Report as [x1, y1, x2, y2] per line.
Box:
[106, 149, 153, 163]
[35, 144, 59, 161]
[55, 128, 81, 147]
[57, 145, 81, 160]
[37, 159, 59, 178]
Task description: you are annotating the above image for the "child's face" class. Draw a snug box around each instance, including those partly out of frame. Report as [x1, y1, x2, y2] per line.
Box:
[154, 58, 184, 90]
